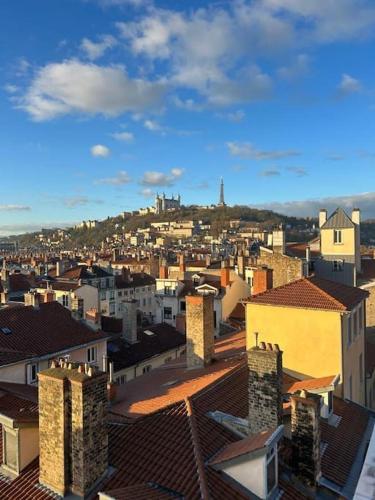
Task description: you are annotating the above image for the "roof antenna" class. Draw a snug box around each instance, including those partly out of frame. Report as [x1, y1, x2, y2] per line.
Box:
[254, 331, 259, 347]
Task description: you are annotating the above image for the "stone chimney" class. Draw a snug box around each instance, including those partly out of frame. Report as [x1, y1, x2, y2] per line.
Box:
[237, 254, 245, 279]
[221, 261, 230, 288]
[38, 362, 108, 497]
[252, 267, 273, 295]
[85, 308, 101, 330]
[272, 225, 286, 254]
[291, 391, 322, 488]
[121, 266, 131, 283]
[319, 209, 327, 228]
[248, 342, 283, 434]
[186, 294, 214, 369]
[352, 208, 361, 225]
[122, 299, 138, 343]
[205, 254, 212, 267]
[24, 290, 40, 308]
[0, 287, 8, 305]
[55, 260, 64, 277]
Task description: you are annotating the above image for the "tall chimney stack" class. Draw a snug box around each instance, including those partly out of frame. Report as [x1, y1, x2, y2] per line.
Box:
[186, 294, 214, 369]
[291, 391, 322, 488]
[248, 342, 283, 434]
[221, 260, 230, 288]
[38, 364, 108, 497]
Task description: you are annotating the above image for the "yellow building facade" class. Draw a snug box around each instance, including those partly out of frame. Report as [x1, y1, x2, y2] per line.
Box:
[246, 277, 367, 406]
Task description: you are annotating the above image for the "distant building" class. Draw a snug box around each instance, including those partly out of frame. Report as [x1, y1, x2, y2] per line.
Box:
[155, 193, 181, 214]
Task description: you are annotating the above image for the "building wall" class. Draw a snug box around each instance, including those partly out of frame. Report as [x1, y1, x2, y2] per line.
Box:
[321, 227, 355, 257]
[114, 345, 186, 384]
[246, 304, 343, 393]
[221, 274, 250, 319]
[75, 285, 99, 314]
[0, 362, 27, 384]
[257, 250, 304, 288]
[19, 426, 39, 471]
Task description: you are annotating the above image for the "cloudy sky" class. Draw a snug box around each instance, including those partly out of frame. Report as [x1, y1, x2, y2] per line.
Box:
[1, 0, 375, 235]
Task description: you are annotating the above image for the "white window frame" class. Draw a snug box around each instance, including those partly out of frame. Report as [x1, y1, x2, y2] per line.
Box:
[333, 229, 343, 244]
[28, 363, 38, 384]
[87, 346, 97, 363]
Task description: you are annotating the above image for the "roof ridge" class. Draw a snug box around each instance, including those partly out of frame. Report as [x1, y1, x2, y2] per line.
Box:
[306, 277, 346, 310]
[185, 396, 210, 500]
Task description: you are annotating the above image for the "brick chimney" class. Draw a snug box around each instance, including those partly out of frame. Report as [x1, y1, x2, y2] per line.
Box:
[291, 391, 321, 488]
[179, 253, 186, 273]
[121, 266, 131, 283]
[159, 264, 168, 279]
[205, 254, 212, 267]
[252, 267, 273, 295]
[221, 261, 230, 288]
[248, 342, 283, 434]
[38, 362, 108, 497]
[122, 299, 138, 343]
[186, 294, 214, 369]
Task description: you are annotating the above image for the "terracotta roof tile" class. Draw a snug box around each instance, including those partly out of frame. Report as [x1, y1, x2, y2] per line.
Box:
[283, 375, 337, 394]
[247, 276, 368, 311]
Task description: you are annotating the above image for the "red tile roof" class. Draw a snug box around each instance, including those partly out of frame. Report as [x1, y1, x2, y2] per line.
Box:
[247, 276, 368, 311]
[0, 302, 108, 367]
[283, 375, 337, 394]
[209, 428, 275, 465]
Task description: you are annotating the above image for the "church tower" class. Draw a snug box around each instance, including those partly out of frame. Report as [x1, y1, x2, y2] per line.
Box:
[218, 177, 226, 206]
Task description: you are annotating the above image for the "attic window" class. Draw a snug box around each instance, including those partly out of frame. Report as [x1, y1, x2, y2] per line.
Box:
[0, 327, 12, 335]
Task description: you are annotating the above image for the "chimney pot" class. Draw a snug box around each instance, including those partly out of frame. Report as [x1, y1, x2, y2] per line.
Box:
[259, 341, 266, 350]
[266, 342, 273, 351]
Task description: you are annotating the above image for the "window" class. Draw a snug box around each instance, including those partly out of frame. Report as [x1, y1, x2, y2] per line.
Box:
[142, 365, 152, 374]
[332, 260, 344, 272]
[359, 353, 363, 384]
[180, 301, 186, 312]
[143, 298, 146, 307]
[62, 295, 69, 307]
[247, 276, 253, 286]
[110, 290, 115, 300]
[100, 291, 106, 300]
[109, 302, 116, 315]
[118, 291, 122, 297]
[4, 429, 18, 471]
[164, 286, 172, 295]
[28, 363, 38, 384]
[327, 391, 333, 414]
[334, 229, 342, 244]
[87, 346, 97, 363]
[164, 307, 172, 320]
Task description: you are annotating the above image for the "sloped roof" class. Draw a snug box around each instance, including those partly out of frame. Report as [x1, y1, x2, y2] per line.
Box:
[247, 276, 368, 311]
[0, 302, 108, 367]
[321, 207, 355, 229]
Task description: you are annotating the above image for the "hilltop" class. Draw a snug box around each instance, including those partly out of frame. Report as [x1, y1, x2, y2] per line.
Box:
[9, 205, 319, 249]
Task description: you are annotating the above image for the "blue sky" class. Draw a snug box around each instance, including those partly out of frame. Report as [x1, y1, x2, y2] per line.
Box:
[1, 0, 375, 235]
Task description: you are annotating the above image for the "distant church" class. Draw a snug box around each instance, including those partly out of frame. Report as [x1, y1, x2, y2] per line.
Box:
[155, 193, 181, 214]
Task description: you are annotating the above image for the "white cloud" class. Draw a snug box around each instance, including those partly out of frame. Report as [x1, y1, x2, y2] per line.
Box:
[0, 221, 74, 237]
[19, 60, 166, 121]
[4, 84, 19, 94]
[227, 141, 300, 160]
[252, 192, 375, 219]
[111, 131, 134, 142]
[144, 119, 164, 132]
[0, 204, 31, 212]
[94, 170, 131, 185]
[91, 144, 110, 157]
[260, 168, 280, 177]
[277, 54, 310, 80]
[338, 73, 362, 95]
[140, 168, 185, 186]
[286, 166, 308, 177]
[139, 187, 155, 198]
[80, 35, 117, 60]
[63, 196, 103, 208]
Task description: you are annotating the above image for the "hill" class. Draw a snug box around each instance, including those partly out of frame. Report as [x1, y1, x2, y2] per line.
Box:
[10, 205, 319, 249]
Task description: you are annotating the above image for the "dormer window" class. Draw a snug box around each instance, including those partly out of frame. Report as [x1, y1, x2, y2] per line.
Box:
[333, 229, 342, 244]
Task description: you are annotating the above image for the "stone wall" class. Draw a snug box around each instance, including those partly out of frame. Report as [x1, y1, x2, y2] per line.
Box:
[364, 285, 375, 327]
[186, 295, 214, 369]
[248, 343, 283, 434]
[291, 392, 321, 488]
[258, 250, 303, 288]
